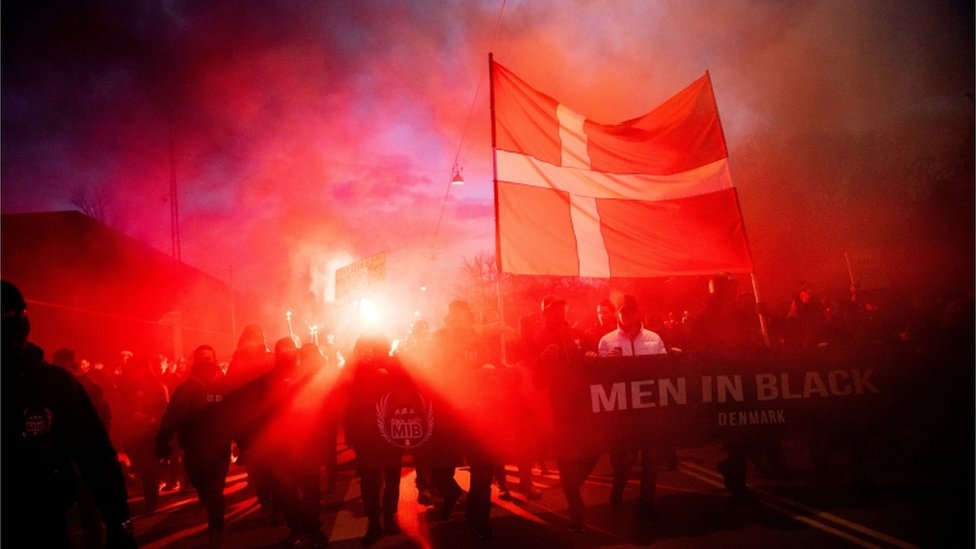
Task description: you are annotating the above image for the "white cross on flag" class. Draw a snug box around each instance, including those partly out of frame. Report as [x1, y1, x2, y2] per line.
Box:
[491, 60, 753, 278]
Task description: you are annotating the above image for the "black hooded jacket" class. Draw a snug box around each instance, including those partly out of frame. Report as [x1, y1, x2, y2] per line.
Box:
[2, 342, 131, 536]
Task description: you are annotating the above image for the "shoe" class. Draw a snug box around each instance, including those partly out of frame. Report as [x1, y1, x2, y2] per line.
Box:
[280, 530, 303, 546]
[362, 521, 384, 546]
[306, 529, 329, 547]
[498, 488, 514, 501]
[467, 520, 494, 540]
[424, 496, 455, 521]
[717, 459, 741, 488]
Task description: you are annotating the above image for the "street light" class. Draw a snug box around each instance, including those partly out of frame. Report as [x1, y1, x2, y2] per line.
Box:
[451, 163, 464, 185]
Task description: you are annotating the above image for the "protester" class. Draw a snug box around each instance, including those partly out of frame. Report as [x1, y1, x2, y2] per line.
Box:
[157, 345, 233, 548]
[581, 298, 616, 356]
[478, 308, 543, 501]
[392, 319, 435, 504]
[344, 333, 411, 546]
[115, 354, 169, 514]
[158, 356, 188, 492]
[418, 299, 502, 539]
[52, 349, 115, 548]
[597, 294, 668, 520]
[225, 324, 277, 520]
[532, 294, 595, 533]
[233, 338, 329, 547]
[52, 347, 113, 429]
[2, 280, 136, 549]
[688, 273, 765, 361]
[690, 274, 779, 499]
[301, 342, 341, 495]
[785, 283, 828, 350]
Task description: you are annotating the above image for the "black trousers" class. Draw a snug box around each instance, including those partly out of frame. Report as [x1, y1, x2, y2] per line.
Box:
[556, 454, 600, 520]
[358, 467, 402, 520]
[429, 466, 462, 503]
[185, 452, 231, 531]
[277, 459, 322, 534]
[610, 444, 658, 505]
[464, 464, 494, 527]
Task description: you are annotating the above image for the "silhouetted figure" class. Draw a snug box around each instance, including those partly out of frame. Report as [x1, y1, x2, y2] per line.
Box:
[51, 347, 114, 549]
[478, 308, 543, 502]
[688, 273, 766, 361]
[2, 280, 136, 549]
[785, 283, 828, 350]
[345, 333, 411, 546]
[532, 295, 594, 533]
[689, 273, 771, 504]
[226, 324, 277, 520]
[158, 355, 188, 493]
[392, 319, 434, 504]
[301, 342, 341, 495]
[115, 354, 169, 515]
[235, 338, 329, 547]
[53, 348, 113, 429]
[157, 345, 233, 548]
[419, 299, 502, 539]
[580, 298, 616, 356]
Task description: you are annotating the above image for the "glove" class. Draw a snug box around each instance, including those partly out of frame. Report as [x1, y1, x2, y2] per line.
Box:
[106, 520, 137, 549]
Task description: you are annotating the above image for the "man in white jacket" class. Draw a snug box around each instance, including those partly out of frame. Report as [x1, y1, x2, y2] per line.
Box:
[597, 294, 667, 520]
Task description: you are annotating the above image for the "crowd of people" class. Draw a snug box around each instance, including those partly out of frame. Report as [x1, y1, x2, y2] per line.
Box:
[3, 275, 971, 548]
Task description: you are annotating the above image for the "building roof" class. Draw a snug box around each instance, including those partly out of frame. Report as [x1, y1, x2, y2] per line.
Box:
[2, 210, 235, 357]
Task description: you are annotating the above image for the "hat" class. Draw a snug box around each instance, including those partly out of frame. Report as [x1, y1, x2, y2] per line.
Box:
[615, 294, 640, 313]
[541, 295, 567, 313]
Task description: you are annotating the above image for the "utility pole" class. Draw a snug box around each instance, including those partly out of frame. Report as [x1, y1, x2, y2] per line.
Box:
[170, 139, 182, 261]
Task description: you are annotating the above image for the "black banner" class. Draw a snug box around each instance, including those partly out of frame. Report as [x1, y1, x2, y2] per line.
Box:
[546, 346, 932, 456]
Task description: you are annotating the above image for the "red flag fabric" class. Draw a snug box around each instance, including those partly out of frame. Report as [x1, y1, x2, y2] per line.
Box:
[492, 61, 753, 278]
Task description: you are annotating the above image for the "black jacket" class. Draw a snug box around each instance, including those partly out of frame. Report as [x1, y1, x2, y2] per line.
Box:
[157, 374, 232, 465]
[2, 342, 131, 538]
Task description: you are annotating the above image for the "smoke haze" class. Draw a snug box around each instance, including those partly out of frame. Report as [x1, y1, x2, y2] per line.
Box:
[3, 0, 972, 324]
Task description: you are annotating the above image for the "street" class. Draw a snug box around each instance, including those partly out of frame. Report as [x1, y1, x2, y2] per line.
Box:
[74, 439, 967, 549]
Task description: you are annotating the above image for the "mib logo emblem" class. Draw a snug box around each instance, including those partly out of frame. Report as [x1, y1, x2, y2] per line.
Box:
[22, 406, 54, 438]
[376, 391, 434, 449]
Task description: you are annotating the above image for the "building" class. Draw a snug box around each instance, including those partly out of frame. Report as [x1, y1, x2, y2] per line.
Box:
[2, 211, 237, 362]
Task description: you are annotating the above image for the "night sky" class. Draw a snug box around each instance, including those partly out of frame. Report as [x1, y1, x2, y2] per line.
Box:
[2, 0, 973, 326]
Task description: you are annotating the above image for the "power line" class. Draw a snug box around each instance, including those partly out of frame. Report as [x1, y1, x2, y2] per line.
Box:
[424, 0, 511, 270]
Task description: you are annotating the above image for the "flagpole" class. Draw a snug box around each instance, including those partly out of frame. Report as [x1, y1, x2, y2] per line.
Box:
[707, 70, 770, 347]
[489, 52, 502, 274]
[488, 52, 513, 366]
